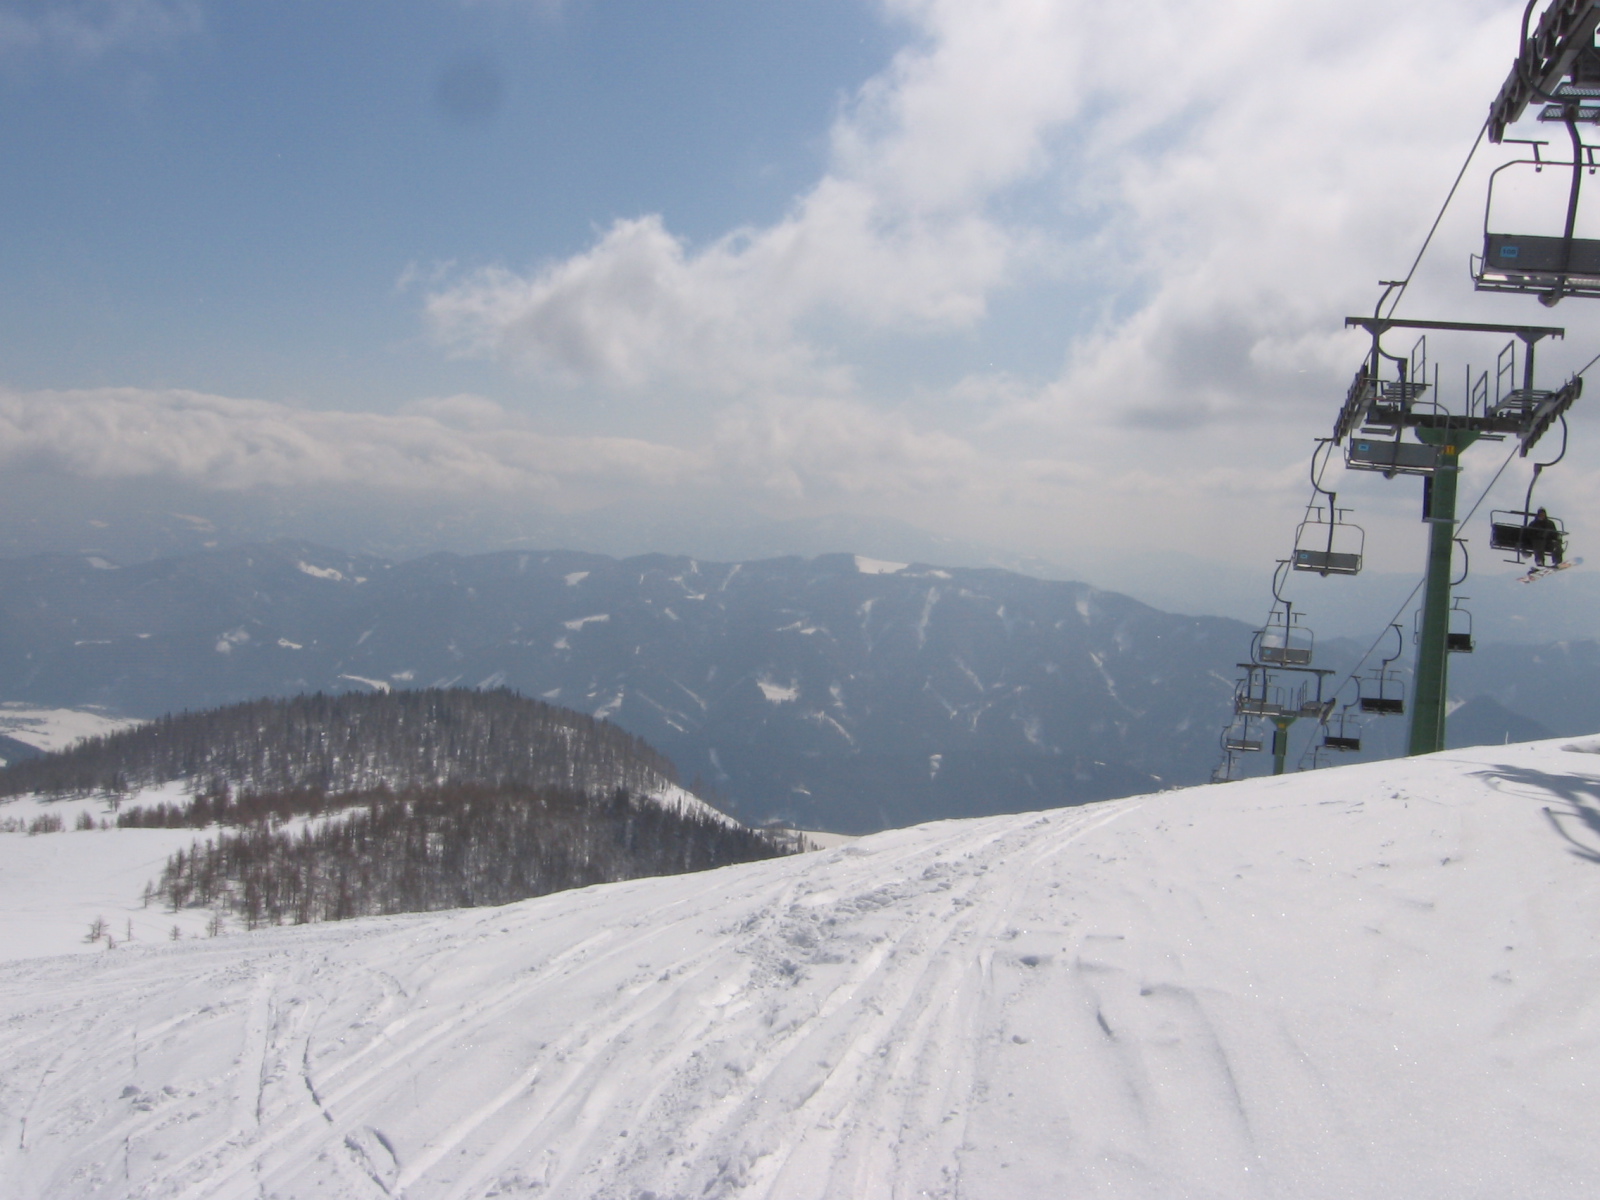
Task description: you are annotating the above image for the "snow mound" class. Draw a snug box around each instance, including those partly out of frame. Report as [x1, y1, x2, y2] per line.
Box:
[4, 739, 1600, 1197]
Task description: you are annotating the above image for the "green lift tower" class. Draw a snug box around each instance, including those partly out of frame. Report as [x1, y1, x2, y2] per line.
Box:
[1334, 315, 1578, 756]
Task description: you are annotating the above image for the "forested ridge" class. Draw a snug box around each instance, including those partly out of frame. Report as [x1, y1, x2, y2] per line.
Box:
[150, 783, 786, 927]
[0, 688, 789, 925]
[0, 688, 678, 800]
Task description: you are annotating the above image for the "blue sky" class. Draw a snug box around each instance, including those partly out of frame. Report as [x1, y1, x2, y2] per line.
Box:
[2, 0, 1598, 635]
[0, 1, 892, 404]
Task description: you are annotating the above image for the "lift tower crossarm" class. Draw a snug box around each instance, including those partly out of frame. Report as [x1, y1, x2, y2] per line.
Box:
[1344, 317, 1564, 342]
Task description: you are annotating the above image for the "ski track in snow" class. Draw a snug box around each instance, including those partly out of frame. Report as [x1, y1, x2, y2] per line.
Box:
[4, 741, 1600, 1196]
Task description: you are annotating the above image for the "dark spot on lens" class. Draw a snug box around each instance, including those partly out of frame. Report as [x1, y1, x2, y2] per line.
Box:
[434, 55, 504, 127]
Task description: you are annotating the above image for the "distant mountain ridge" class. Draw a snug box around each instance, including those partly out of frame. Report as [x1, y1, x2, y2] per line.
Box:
[0, 541, 1260, 830]
[0, 541, 1579, 830]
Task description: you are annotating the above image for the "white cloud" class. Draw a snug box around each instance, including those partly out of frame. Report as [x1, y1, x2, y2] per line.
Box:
[0, 0, 201, 61]
[425, 1, 1543, 439]
[21, 1, 1593, 590]
[0, 387, 696, 495]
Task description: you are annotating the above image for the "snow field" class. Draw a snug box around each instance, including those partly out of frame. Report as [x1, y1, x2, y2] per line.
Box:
[0, 704, 143, 753]
[1, 740, 1600, 1196]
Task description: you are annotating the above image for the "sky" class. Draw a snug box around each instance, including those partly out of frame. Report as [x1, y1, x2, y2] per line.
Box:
[3, 0, 1600, 635]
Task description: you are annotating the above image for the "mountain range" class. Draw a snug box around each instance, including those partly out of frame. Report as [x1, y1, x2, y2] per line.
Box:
[0, 540, 1589, 830]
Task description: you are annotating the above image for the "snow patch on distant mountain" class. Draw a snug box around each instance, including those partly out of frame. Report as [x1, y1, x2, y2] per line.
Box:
[853, 555, 908, 575]
[0, 704, 142, 753]
[643, 783, 739, 828]
[757, 678, 799, 704]
[563, 614, 609, 631]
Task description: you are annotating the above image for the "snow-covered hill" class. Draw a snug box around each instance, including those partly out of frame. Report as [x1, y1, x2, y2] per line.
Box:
[4, 739, 1600, 1197]
[0, 702, 142, 757]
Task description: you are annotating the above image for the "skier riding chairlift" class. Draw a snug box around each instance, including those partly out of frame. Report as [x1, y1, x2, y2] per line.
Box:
[1527, 506, 1564, 568]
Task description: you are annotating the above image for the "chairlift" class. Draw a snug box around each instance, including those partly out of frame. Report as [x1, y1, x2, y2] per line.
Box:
[1211, 753, 1242, 784]
[1489, 508, 1566, 564]
[1473, 141, 1600, 305]
[1294, 445, 1365, 575]
[1322, 705, 1363, 752]
[1447, 597, 1475, 654]
[1359, 673, 1406, 715]
[1222, 715, 1265, 754]
[1254, 607, 1314, 667]
[1358, 625, 1406, 716]
[1479, 0, 1600, 309]
[1489, 415, 1572, 570]
[1293, 507, 1364, 576]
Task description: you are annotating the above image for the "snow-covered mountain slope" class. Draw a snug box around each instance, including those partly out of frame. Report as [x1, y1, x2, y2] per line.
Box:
[5, 739, 1600, 1198]
[0, 702, 142, 753]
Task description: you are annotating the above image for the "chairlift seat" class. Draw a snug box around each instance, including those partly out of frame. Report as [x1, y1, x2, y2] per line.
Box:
[1236, 696, 1282, 717]
[1447, 632, 1475, 653]
[1224, 737, 1263, 753]
[1293, 549, 1362, 575]
[1360, 696, 1405, 716]
[1324, 735, 1362, 752]
[1489, 510, 1566, 558]
[1476, 233, 1600, 296]
[1259, 645, 1312, 666]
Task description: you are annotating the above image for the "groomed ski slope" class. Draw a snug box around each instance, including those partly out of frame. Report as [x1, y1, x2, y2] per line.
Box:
[4, 739, 1600, 1198]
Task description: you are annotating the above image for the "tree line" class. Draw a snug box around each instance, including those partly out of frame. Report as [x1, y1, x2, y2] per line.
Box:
[0, 688, 680, 801]
[151, 782, 786, 927]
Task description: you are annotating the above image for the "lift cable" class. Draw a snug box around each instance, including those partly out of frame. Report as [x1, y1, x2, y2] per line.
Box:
[1382, 121, 1490, 320]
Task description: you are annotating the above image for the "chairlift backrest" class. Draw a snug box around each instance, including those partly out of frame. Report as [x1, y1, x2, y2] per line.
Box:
[1346, 439, 1439, 475]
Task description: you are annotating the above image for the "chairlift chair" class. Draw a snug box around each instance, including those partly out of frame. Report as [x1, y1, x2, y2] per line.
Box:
[1358, 673, 1406, 715]
[1488, 508, 1566, 564]
[1292, 506, 1364, 576]
[1254, 608, 1314, 667]
[1447, 597, 1475, 654]
[1358, 624, 1406, 715]
[1222, 716, 1265, 754]
[1322, 706, 1363, 752]
[1474, 149, 1600, 304]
